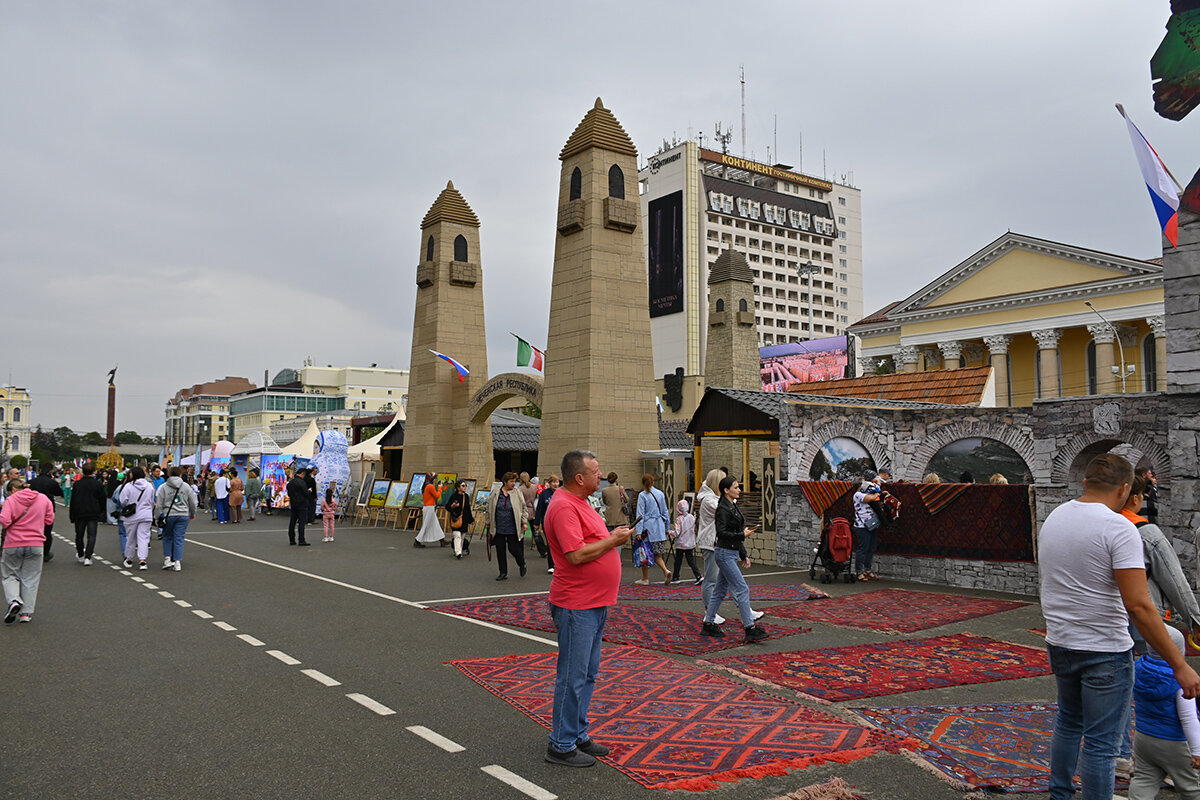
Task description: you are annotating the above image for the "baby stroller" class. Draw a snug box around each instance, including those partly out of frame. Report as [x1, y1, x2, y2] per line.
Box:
[809, 516, 856, 584]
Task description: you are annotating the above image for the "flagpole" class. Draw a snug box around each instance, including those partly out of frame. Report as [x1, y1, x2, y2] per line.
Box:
[1116, 103, 1186, 193]
[509, 332, 547, 351]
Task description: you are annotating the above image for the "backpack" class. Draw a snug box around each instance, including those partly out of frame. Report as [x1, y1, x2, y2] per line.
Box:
[827, 517, 854, 563]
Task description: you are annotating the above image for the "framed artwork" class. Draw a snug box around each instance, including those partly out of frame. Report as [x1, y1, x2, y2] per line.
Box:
[384, 481, 409, 509]
[473, 487, 491, 513]
[358, 473, 375, 506]
[367, 479, 391, 508]
[405, 472, 428, 508]
[434, 473, 458, 495]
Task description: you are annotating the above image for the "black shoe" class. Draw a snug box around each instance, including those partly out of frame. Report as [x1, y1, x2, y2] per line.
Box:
[519, 565, 527, 577]
[544, 747, 596, 768]
[4, 600, 20, 624]
[289, 540, 296, 546]
[43, 552, 54, 563]
[700, 622, 725, 638]
[576, 739, 610, 757]
[743, 625, 768, 643]
[496, 574, 508, 581]
[413, 541, 426, 548]
[298, 541, 311, 546]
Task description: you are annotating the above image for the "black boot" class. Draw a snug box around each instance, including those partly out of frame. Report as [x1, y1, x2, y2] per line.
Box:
[743, 625, 768, 643]
[700, 621, 725, 638]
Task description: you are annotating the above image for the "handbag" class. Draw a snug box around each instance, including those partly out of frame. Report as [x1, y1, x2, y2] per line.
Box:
[156, 485, 182, 529]
[122, 485, 149, 518]
[632, 535, 654, 567]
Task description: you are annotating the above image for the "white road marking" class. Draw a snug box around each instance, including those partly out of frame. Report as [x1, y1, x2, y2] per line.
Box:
[213, 621, 237, 631]
[187, 539, 560, 647]
[119, 570, 131, 576]
[266, 650, 301, 666]
[142, 583, 158, 590]
[302, 669, 341, 687]
[481, 765, 557, 800]
[110, 565, 121, 570]
[192, 610, 213, 619]
[346, 693, 395, 716]
[158, 591, 175, 598]
[174, 600, 192, 608]
[419, 590, 550, 604]
[406, 725, 465, 753]
[130, 576, 145, 583]
[237, 634, 265, 646]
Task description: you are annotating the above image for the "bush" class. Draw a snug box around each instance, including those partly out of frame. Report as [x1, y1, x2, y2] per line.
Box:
[9, 455, 28, 469]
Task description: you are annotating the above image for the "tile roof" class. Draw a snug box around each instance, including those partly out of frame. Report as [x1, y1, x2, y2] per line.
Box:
[708, 248, 754, 284]
[787, 366, 992, 406]
[420, 180, 480, 229]
[850, 301, 901, 328]
[704, 387, 789, 419]
[491, 409, 541, 452]
[559, 98, 637, 160]
[658, 427, 693, 449]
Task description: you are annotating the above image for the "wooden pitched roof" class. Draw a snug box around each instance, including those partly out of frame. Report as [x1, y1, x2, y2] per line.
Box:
[788, 366, 993, 406]
[559, 98, 637, 160]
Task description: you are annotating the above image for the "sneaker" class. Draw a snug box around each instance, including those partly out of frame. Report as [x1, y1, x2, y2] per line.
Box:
[455, 553, 463, 560]
[172, 562, 181, 572]
[1115, 757, 1134, 779]
[743, 625, 768, 643]
[752, 610, 765, 621]
[122, 558, 133, 568]
[547, 567, 554, 574]
[17, 615, 31, 623]
[700, 621, 726, 638]
[519, 565, 527, 577]
[713, 614, 726, 625]
[83, 558, 92, 566]
[163, 560, 174, 570]
[544, 747, 596, 768]
[298, 542, 310, 547]
[662, 572, 673, 585]
[633, 579, 649, 586]
[76, 554, 85, 563]
[138, 561, 148, 570]
[576, 739, 610, 757]
[4, 600, 20, 624]
[694, 576, 704, 586]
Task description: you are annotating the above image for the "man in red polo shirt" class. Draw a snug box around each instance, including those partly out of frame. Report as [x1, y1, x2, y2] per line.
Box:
[543, 449, 633, 767]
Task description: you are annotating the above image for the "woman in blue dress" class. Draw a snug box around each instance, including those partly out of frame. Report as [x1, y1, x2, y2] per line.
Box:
[633, 474, 672, 585]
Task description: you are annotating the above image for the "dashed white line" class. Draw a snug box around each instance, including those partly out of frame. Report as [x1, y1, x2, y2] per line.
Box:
[119, 570, 131, 576]
[346, 693, 396, 716]
[213, 621, 237, 631]
[142, 583, 158, 590]
[174, 600, 192, 608]
[110, 565, 121, 570]
[301, 669, 341, 687]
[406, 725, 465, 753]
[192, 610, 213, 619]
[158, 591, 175, 598]
[481, 765, 557, 800]
[130, 576, 145, 583]
[266, 650, 301, 666]
[237, 634, 265, 647]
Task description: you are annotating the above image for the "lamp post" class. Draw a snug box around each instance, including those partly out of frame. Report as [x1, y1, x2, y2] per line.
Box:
[796, 260, 821, 339]
[1084, 301, 1131, 394]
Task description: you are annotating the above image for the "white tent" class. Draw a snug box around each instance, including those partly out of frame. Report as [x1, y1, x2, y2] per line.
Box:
[231, 430, 284, 456]
[280, 419, 321, 457]
[182, 440, 234, 467]
[347, 413, 400, 463]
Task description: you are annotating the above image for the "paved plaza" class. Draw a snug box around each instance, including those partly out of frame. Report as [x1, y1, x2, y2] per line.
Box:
[3, 505, 1174, 800]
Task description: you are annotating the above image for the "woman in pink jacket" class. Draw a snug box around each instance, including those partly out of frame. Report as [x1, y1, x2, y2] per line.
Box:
[2, 477, 55, 623]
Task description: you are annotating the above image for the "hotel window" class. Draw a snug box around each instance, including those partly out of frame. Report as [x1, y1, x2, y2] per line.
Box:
[838, 216, 846, 225]
[839, 245, 847, 254]
[838, 196, 846, 205]
[608, 165, 625, 198]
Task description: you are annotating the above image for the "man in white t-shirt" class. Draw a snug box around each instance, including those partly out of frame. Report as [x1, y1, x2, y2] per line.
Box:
[1040, 453, 1200, 800]
[213, 471, 231, 525]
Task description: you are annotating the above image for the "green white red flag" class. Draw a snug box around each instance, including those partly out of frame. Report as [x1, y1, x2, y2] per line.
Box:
[515, 335, 544, 372]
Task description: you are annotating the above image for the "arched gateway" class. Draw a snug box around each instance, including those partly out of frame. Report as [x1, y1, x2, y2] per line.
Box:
[468, 372, 544, 425]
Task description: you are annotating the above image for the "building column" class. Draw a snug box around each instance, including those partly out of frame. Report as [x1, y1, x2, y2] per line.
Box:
[938, 340, 963, 370]
[983, 334, 1012, 405]
[897, 345, 920, 374]
[858, 356, 879, 376]
[1032, 328, 1063, 399]
[1087, 323, 1119, 394]
[1148, 315, 1168, 391]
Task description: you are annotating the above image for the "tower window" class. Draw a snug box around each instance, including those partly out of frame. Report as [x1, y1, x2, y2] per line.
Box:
[715, 299, 725, 312]
[608, 165, 625, 199]
[426, 235, 434, 262]
[739, 298, 749, 312]
[453, 235, 468, 262]
[569, 167, 582, 201]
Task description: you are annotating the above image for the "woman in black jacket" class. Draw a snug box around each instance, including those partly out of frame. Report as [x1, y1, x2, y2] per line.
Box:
[444, 480, 475, 560]
[700, 475, 767, 643]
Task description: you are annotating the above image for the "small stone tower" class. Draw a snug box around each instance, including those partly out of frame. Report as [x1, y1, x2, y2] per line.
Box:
[538, 99, 659, 481]
[705, 248, 760, 391]
[403, 181, 493, 482]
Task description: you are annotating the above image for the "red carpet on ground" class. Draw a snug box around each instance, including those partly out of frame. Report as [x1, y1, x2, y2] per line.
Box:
[701, 633, 1050, 703]
[766, 588, 1028, 634]
[449, 645, 912, 790]
[618, 582, 829, 602]
[435, 596, 805, 656]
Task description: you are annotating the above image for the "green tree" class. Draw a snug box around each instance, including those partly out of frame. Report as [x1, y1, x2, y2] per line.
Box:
[520, 401, 542, 419]
[54, 427, 83, 460]
[82, 431, 105, 445]
[113, 430, 143, 445]
[9, 455, 27, 469]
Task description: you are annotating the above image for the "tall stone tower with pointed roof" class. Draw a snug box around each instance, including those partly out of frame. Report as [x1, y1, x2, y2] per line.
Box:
[706, 248, 760, 391]
[538, 99, 659, 482]
[403, 180, 493, 482]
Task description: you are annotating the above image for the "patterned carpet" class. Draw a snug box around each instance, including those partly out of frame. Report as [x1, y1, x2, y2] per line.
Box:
[618, 582, 830, 602]
[449, 645, 913, 790]
[701, 633, 1050, 703]
[434, 595, 805, 656]
[766, 588, 1029, 634]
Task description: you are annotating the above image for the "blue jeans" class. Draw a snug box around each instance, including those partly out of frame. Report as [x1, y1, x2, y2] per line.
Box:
[704, 547, 755, 626]
[215, 497, 229, 523]
[162, 516, 189, 562]
[853, 524, 878, 574]
[549, 604, 606, 753]
[1047, 644, 1134, 800]
[117, 518, 127, 557]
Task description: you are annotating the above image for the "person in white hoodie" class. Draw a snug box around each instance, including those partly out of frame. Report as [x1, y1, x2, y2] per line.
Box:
[154, 466, 197, 571]
[119, 467, 155, 570]
[696, 468, 762, 626]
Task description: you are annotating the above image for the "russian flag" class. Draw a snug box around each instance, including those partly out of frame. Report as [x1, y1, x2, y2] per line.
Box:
[1119, 105, 1180, 247]
[429, 349, 469, 382]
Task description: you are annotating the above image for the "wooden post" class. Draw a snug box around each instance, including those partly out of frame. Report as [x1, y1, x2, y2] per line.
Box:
[741, 438, 750, 485]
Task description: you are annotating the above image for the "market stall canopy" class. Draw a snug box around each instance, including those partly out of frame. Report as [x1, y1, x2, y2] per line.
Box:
[280, 419, 321, 457]
[347, 414, 400, 463]
[231, 430, 283, 456]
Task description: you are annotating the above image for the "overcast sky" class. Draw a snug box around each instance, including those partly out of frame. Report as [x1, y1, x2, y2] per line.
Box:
[2, 1, 1190, 436]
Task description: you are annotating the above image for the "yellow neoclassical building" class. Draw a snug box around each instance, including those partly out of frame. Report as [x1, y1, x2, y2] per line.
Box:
[851, 232, 1165, 406]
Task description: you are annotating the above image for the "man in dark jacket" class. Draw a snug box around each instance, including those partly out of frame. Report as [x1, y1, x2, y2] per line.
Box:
[69, 463, 108, 564]
[286, 470, 311, 546]
[304, 466, 319, 523]
[29, 464, 64, 562]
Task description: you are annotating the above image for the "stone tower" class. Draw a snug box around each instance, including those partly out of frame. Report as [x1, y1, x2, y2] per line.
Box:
[538, 99, 659, 481]
[705, 248, 760, 391]
[403, 181, 493, 482]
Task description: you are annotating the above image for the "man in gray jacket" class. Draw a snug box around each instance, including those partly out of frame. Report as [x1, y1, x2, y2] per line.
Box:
[1124, 475, 1200, 645]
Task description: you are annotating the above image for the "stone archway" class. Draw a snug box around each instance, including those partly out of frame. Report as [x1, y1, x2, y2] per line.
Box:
[800, 421, 891, 481]
[1052, 431, 1172, 489]
[909, 419, 1038, 484]
[468, 372, 544, 424]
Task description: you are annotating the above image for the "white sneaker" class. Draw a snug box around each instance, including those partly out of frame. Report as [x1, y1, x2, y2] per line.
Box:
[138, 561, 148, 571]
[172, 562, 181, 572]
[163, 559, 174, 570]
[75, 554, 85, 563]
[714, 614, 726, 625]
[752, 610, 765, 621]
[83, 558, 92, 566]
[547, 567, 554, 574]
[633, 579, 649, 585]
[122, 558, 133, 568]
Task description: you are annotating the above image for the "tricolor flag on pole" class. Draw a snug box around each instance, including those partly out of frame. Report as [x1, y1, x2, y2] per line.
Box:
[1118, 104, 1183, 247]
[429, 349, 470, 382]
[512, 333, 544, 372]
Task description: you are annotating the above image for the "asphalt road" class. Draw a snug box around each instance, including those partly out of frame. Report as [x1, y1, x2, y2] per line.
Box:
[0, 507, 1135, 800]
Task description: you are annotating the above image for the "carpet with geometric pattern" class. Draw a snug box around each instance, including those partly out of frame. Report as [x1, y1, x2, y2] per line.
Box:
[618, 582, 829, 603]
[765, 588, 1028, 634]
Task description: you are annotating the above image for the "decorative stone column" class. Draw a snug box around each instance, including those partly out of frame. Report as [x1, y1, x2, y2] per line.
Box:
[897, 345, 920, 374]
[858, 356, 879, 377]
[921, 346, 943, 370]
[1148, 315, 1168, 391]
[938, 340, 963, 370]
[1032, 328, 1062, 399]
[984, 334, 1012, 405]
[1087, 322, 1119, 394]
[963, 342, 985, 366]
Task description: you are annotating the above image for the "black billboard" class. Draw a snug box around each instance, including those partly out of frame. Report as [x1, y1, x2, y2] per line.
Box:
[648, 191, 684, 318]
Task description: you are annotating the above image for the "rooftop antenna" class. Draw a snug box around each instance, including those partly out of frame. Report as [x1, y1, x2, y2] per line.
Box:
[799, 131, 803, 173]
[773, 113, 778, 165]
[715, 122, 732, 155]
[740, 65, 746, 156]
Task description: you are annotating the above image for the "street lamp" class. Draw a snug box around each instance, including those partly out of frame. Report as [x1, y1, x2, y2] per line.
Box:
[796, 260, 821, 338]
[1084, 301, 1134, 393]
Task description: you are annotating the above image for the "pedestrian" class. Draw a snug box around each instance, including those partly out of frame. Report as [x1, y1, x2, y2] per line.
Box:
[1, 477, 55, 624]
[443, 480, 474, 560]
[486, 471, 528, 581]
[1138, 466, 1160, 525]
[699, 475, 767, 643]
[519, 472, 539, 539]
[61, 469, 73, 507]
[305, 466, 319, 523]
[286, 469, 311, 546]
[601, 472, 626, 531]
[542, 449, 633, 767]
[669, 497, 702, 585]
[119, 467, 155, 570]
[244, 468, 262, 521]
[213, 469, 230, 524]
[1128, 626, 1200, 800]
[321, 487, 337, 542]
[633, 474, 672, 585]
[68, 462, 107, 565]
[534, 475, 559, 574]
[852, 479, 883, 581]
[228, 468, 244, 524]
[29, 463, 63, 563]
[205, 470, 218, 519]
[414, 472, 446, 548]
[154, 466, 196, 572]
[150, 465, 165, 492]
[1040, 453, 1200, 800]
